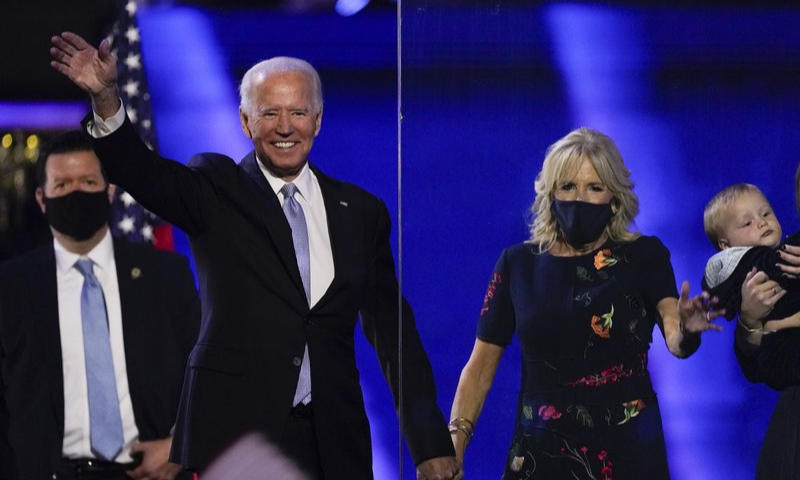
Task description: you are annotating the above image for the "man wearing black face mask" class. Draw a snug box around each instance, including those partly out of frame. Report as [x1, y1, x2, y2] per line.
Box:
[0, 130, 200, 480]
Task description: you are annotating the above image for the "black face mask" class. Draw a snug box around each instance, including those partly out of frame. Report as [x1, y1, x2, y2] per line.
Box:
[551, 199, 614, 249]
[44, 190, 111, 241]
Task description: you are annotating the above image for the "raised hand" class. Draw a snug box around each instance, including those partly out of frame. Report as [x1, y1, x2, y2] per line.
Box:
[50, 31, 120, 117]
[677, 280, 724, 334]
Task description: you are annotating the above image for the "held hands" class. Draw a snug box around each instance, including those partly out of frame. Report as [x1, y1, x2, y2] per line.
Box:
[126, 437, 183, 480]
[449, 431, 468, 479]
[50, 32, 120, 116]
[416, 456, 462, 480]
[677, 281, 724, 335]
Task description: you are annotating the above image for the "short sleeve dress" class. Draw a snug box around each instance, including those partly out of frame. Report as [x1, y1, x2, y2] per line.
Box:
[477, 236, 677, 480]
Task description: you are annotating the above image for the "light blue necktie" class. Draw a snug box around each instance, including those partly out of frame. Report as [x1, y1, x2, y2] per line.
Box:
[281, 183, 312, 406]
[75, 259, 124, 460]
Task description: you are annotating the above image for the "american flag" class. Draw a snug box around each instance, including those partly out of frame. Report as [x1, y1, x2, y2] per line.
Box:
[106, 0, 174, 250]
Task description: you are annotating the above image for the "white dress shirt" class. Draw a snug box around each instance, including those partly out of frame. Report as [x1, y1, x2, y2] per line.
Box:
[56, 230, 138, 462]
[88, 105, 125, 137]
[260, 161, 335, 307]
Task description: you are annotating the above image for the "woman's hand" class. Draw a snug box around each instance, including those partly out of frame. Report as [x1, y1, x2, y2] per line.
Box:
[677, 280, 724, 335]
[736, 268, 786, 350]
[777, 244, 800, 278]
[660, 282, 723, 358]
[740, 268, 785, 329]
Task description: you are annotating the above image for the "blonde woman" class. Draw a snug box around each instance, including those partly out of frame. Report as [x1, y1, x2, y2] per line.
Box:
[449, 128, 722, 479]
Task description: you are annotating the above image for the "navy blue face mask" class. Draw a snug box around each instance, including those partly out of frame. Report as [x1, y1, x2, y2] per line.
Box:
[551, 199, 614, 249]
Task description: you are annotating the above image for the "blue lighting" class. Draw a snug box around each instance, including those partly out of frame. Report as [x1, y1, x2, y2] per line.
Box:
[0, 101, 88, 129]
[335, 0, 371, 17]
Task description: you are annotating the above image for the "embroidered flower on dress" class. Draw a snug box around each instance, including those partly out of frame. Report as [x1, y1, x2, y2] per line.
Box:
[569, 363, 636, 387]
[618, 398, 646, 425]
[568, 404, 594, 427]
[568, 355, 647, 388]
[480, 272, 502, 316]
[590, 304, 615, 339]
[522, 405, 534, 420]
[594, 249, 618, 270]
[537, 405, 562, 420]
[546, 439, 613, 480]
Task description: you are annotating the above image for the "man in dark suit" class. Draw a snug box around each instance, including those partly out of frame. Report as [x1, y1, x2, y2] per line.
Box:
[0, 131, 200, 480]
[50, 32, 459, 480]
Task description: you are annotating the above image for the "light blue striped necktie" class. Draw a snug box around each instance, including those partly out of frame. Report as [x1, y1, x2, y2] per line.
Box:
[281, 183, 312, 405]
[75, 258, 124, 460]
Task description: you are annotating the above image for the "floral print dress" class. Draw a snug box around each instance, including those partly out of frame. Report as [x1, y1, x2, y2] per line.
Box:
[477, 236, 677, 480]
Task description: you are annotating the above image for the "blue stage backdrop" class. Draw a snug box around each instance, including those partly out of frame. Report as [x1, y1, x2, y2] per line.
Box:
[125, 3, 799, 479]
[402, 4, 800, 480]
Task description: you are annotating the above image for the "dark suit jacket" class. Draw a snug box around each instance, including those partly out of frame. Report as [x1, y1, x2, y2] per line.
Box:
[726, 233, 800, 389]
[0, 238, 200, 480]
[89, 116, 453, 477]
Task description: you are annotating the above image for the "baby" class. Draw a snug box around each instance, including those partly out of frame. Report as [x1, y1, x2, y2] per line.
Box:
[702, 183, 800, 331]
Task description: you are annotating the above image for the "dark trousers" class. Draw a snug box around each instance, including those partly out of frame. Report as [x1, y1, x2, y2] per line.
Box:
[56, 458, 140, 480]
[57, 457, 194, 480]
[280, 402, 325, 480]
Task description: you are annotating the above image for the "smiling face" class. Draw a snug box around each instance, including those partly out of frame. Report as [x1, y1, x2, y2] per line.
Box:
[719, 191, 782, 249]
[239, 71, 322, 182]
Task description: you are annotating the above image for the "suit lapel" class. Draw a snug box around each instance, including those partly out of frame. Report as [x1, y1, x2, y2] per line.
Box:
[240, 153, 309, 309]
[313, 166, 349, 308]
[29, 246, 65, 431]
[114, 241, 142, 399]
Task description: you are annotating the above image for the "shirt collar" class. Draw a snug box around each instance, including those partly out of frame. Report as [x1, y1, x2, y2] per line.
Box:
[54, 229, 115, 275]
[257, 157, 314, 206]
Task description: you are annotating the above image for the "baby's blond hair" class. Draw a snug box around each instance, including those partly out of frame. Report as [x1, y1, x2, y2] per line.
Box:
[703, 183, 766, 251]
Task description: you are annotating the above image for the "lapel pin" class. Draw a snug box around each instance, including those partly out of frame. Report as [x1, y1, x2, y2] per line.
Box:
[131, 267, 142, 279]
[339, 200, 348, 207]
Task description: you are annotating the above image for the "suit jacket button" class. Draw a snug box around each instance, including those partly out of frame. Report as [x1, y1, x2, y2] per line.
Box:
[304, 317, 312, 326]
[293, 357, 302, 366]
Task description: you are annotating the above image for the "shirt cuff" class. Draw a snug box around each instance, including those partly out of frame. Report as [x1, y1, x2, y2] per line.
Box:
[87, 100, 125, 138]
[734, 325, 762, 356]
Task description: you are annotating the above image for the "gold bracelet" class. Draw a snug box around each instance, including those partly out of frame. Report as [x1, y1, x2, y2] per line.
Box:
[737, 318, 763, 334]
[448, 417, 474, 439]
[450, 417, 475, 431]
[448, 424, 472, 439]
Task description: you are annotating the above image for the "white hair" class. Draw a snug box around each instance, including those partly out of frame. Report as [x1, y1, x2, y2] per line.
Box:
[239, 57, 323, 114]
